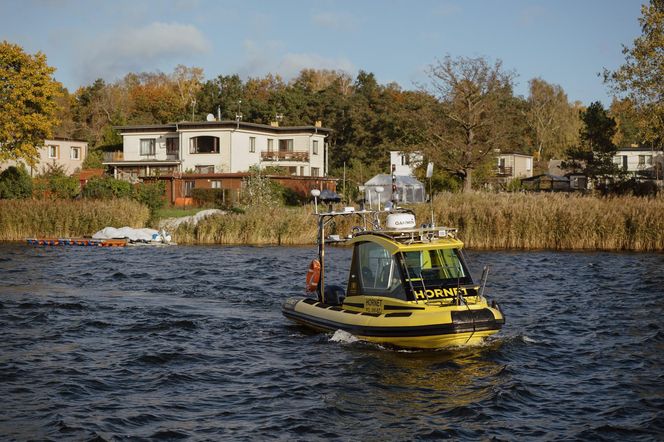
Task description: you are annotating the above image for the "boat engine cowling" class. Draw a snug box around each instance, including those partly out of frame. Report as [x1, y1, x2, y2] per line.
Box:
[323, 285, 346, 305]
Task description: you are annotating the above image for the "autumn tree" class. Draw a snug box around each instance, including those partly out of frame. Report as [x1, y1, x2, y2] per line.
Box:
[604, 0, 664, 146]
[527, 78, 581, 160]
[0, 41, 61, 165]
[420, 55, 516, 192]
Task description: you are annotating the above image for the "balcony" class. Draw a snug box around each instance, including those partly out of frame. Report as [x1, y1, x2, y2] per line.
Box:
[261, 150, 309, 162]
[496, 166, 513, 177]
[103, 151, 124, 162]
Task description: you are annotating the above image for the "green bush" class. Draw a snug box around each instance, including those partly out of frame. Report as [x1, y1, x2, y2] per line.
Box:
[192, 188, 226, 207]
[134, 181, 166, 220]
[82, 176, 133, 199]
[0, 166, 33, 199]
[49, 175, 80, 199]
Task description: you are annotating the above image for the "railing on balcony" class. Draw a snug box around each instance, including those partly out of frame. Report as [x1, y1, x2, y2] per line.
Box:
[261, 150, 309, 162]
[496, 166, 513, 177]
[103, 151, 124, 162]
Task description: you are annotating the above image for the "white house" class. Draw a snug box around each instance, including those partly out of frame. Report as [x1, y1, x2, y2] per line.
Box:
[0, 138, 87, 176]
[613, 146, 664, 179]
[496, 153, 533, 180]
[106, 120, 331, 181]
[390, 151, 423, 177]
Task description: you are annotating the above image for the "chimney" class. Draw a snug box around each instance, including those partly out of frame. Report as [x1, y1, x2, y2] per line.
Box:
[270, 121, 279, 127]
[314, 120, 322, 128]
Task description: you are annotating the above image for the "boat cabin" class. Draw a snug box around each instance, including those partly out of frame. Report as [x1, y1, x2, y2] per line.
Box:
[344, 234, 475, 303]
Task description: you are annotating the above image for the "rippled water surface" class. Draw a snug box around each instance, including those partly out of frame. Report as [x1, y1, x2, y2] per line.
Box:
[0, 243, 663, 441]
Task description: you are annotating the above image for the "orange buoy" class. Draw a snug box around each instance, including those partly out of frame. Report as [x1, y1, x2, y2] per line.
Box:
[305, 259, 321, 292]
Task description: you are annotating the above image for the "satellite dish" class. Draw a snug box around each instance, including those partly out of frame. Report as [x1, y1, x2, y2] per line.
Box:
[206, 113, 215, 122]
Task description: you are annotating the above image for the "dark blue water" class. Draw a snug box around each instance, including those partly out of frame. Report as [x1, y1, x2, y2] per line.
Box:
[0, 243, 662, 441]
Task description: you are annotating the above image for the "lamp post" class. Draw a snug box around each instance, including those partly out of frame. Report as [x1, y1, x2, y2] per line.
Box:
[375, 186, 384, 211]
[311, 189, 320, 214]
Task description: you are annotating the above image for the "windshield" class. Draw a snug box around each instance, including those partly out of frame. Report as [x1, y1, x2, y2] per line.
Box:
[400, 248, 473, 298]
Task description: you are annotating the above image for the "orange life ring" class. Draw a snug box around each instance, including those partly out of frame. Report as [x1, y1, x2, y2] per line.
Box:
[305, 259, 321, 292]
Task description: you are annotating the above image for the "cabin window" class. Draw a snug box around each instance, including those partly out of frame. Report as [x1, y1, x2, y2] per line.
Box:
[347, 241, 406, 300]
[190, 136, 219, 154]
[400, 248, 472, 294]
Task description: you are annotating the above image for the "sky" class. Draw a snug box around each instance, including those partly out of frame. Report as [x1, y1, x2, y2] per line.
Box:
[0, 0, 646, 106]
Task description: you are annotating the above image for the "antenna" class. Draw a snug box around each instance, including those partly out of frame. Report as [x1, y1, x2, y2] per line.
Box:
[426, 162, 434, 225]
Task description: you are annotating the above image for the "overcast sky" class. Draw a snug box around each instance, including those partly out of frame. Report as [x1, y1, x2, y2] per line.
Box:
[1, 0, 644, 106]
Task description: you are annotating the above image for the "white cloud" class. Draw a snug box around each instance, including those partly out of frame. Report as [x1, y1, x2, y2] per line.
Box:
[79, 22, 210, 82]
[236, 40, 355, 80]
[312, 11, 358, 31]
[277, 53, 355, 79]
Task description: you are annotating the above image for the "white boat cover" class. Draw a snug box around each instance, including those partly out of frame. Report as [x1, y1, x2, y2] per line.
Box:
[92, 227, 172, 243]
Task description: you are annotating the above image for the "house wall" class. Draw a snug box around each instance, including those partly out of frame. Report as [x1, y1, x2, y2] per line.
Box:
[613, 149, 664, 175]
[497, 154, 533, 178]
[0, 139, 87, 176]
[390, 151, 423, 176]
[121, 127, 327, 176]
[512, 155, 533, 178]
[122, 131, 175, 162]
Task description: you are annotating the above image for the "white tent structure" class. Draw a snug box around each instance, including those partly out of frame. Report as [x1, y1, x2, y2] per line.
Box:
[363, 174, 426, 208]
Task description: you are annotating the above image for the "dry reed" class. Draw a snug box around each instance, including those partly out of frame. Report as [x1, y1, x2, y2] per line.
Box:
[174, 193, 664, 251]
[0, 199, 150, 240]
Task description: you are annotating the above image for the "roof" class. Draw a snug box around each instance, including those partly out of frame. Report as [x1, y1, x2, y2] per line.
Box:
[615, 147, 664, 153]
[364, 174, 424, 187]
[115, 120, 332, 135]
[347, 231, 464, 254]
[521, 173, 569, 182]
[498, 152, 533, 158]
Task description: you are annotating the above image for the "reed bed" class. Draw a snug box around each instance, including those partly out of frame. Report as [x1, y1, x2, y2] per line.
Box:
[0, 199, 150, 241]
[174, 193, 664, 251]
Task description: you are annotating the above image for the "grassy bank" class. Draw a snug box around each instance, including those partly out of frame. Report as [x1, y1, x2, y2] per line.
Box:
[0, 199, 150, 240]
[173, 193, 664, 251]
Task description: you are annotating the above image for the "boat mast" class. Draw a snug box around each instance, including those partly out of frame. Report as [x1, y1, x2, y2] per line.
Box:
[318, 214, 326, 304]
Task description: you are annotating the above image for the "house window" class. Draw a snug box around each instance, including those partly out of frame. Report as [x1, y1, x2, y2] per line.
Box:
[311, 167, 320, 177]
[47, 145, 58, 159]
[70, 147, 81, 160]
[194, 165, 215, 174]
[190, 136, 219, 154]
[183, 180, 195, 197]
[140, 139, 156, 156]
[211, 180, 222, 189]
[312, 140, 319, 155]
[250, 137, 256, 153]
[639, 155, 646, 165]
[279, 139, 293, 152]
[646, 155, 653, 165]
[526, 158, 532, 171]
[267, 138, 274, 152]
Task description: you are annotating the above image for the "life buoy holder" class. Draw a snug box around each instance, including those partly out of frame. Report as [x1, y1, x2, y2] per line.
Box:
[305, 259, 321, 292]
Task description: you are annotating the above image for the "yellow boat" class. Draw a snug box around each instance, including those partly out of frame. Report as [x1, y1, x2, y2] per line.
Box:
[282, 207, 505, 349]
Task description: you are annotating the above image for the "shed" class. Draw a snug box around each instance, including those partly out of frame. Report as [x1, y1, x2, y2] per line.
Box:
[521, 174, 570, 192]
[363, 174, 426, 208]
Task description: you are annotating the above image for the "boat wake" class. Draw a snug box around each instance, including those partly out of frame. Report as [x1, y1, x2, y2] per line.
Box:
[329, 329, 359, 344]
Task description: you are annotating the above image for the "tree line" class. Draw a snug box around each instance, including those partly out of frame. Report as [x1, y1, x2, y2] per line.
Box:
[1, 1, 661, 193]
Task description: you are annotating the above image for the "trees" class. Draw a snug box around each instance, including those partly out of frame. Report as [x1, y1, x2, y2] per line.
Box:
[0, 41, 61, 165]
[420, 55, 517, 192]
[604, 0, 664, 146]
[527, 78, 581, 160]
[563, 102, 623, 189]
